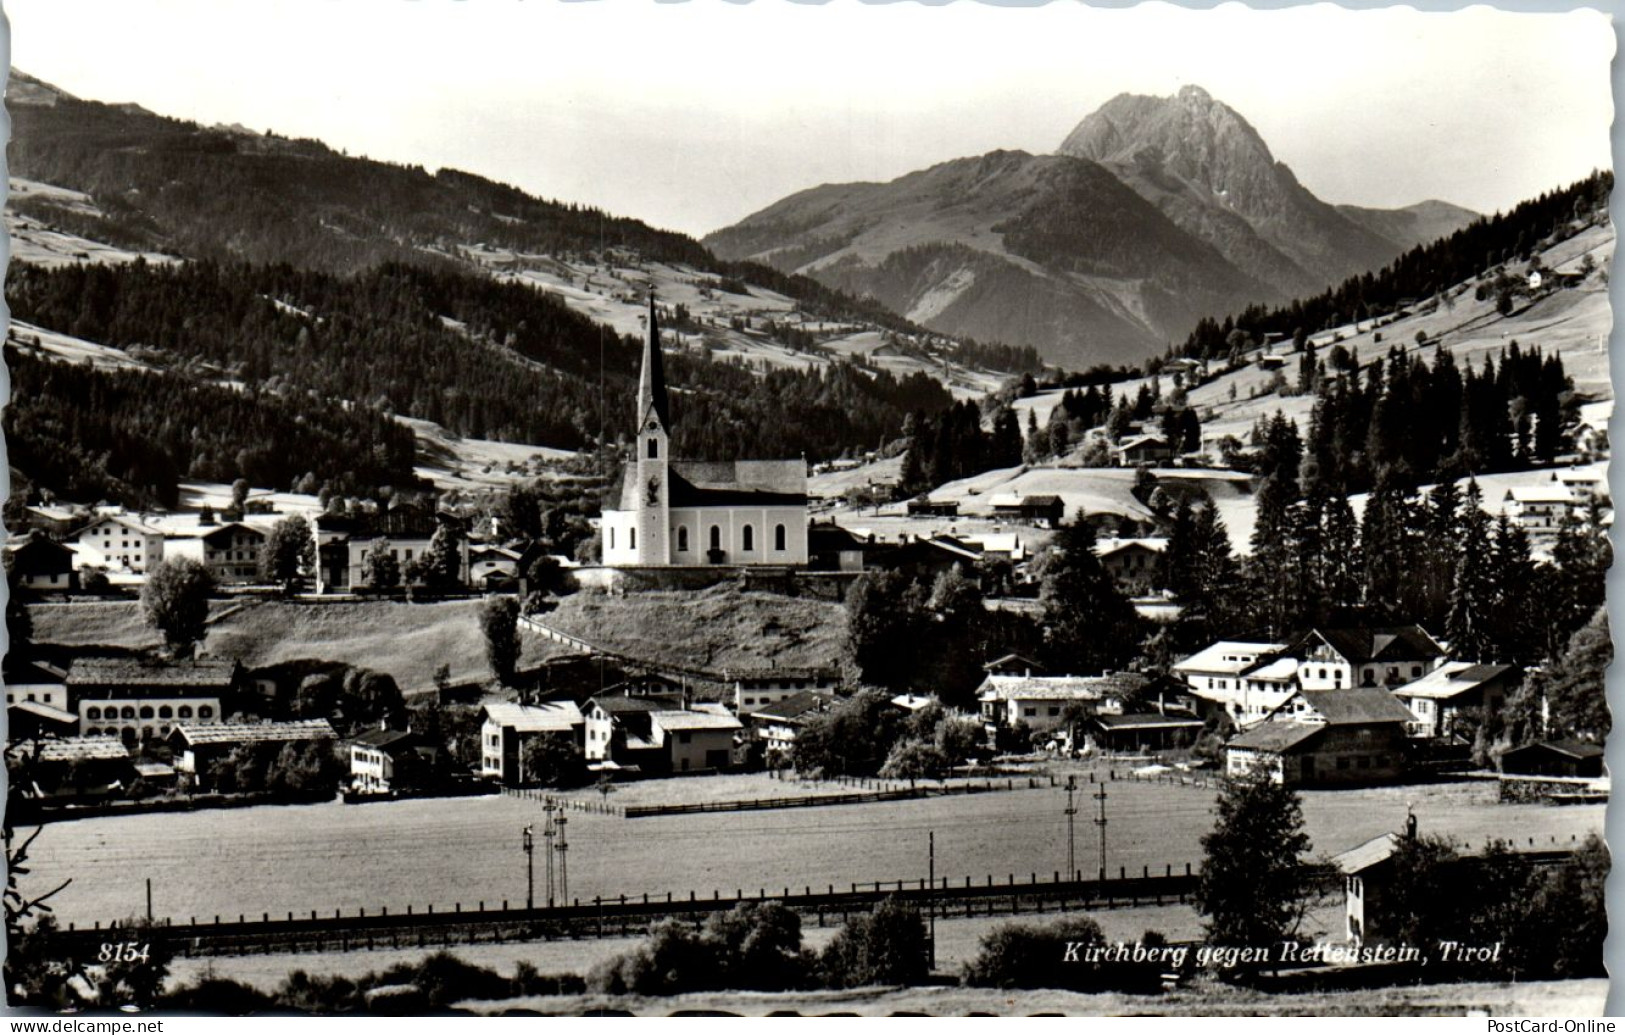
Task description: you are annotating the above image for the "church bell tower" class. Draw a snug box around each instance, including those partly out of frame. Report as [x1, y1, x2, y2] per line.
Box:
[634, 294, 671, 564]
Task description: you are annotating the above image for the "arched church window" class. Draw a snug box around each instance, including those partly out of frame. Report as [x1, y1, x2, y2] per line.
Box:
[709, 526, 722, 550]
[742, 525, 754, 551]
[630, 528, 637, 550]
[609, 527, 616, 550]
[775, 524, 787, 551]
[677, 527, 689, 552]
[647, 438, 659, 459]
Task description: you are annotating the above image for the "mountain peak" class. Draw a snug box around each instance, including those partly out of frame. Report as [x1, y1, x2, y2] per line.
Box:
[1177, 83, 1214, 104]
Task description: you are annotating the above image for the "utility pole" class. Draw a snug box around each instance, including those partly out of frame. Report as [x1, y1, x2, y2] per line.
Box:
[1064, 775, 1079, 879]
[543, 800, 557, 907]
[556, 811, 569, 904]
[1094, 782, 1109, 881]
[522, 825, 535, 911]
[927, 831, 936, 972]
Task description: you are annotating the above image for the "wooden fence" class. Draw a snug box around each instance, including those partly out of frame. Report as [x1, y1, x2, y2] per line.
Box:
[61, 866, 1205, 959]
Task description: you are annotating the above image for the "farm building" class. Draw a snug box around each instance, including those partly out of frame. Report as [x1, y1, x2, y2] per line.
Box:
[650, 709, 743, 773]
[730, 666, 841, 715]
[479, 701, 586, 785]
[1390, 662, 1520, 739]
[73, 514, 166, 575]
[23, 504, 85, 538]
[1498, 739, 1605, 778]
[906, 498, 960, 518]
[68, 656, 236, 746]
[350, 727, 451, 794]
[1112, 434, 1172, 467]
[6, 736, 135, 799]
[1224, 688, 1417, 787]
[5, 534, 78, 591]
[1172, 640, 1295, 724]
[983, 653, 1046, 678]
[168, 719, 338, 787]
[1288, 625, 1445, 691]
[584, 690, 742, 774]
[1087, 712, 1204, 754]
[988, 494, 1066, 528]
[977, 672, 1151, 741]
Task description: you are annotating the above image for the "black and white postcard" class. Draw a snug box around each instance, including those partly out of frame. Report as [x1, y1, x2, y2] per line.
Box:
[0, 0, 1614, 1019]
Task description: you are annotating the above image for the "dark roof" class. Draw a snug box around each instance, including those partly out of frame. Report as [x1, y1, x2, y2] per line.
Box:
[1300, 688, 1420, 725]
[66, 657, 236, 690]
[1505, 739, 1605, 761]
[1227, 722, 1323, 753]
[318, 504, 456, 539]
[351, 728, 419, 750]
[639, 295, 670, 428]
[808, 524, 869, 551]
[751, 691, 832, 723]
[198, 522, 266, 543]
[984, 653, 1045, 673]
[590, 692, 686, 716]
[617, 461, 808, 510]
[1018, 495, 1064, 508]
[1300, 626, 1444, 665]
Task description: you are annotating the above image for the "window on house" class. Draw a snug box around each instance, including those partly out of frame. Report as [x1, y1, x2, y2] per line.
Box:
[710, 526, 722, 550]
[742, 525, 754, 551]
[159, 706, 173, 719]
[775, 524, 787, 551]
[1024, 707, 1037, 717]
[678, 527, 689, 552]
[199, 706, 214, 719]
[1411, 665, 1422, 677]
[1048, 706, 1060, 716]
[87, 707, 102, 720]
[121, 706, 136, 720]
[609, 527, 616, 549]
[631, 528, 637, 550]
[178, 706, 193, 719]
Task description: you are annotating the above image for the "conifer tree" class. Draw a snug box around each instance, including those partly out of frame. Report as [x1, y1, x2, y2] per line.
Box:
[1039, 513, 1142, 674]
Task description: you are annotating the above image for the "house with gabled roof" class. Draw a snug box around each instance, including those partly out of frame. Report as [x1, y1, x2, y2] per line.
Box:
[349, 727, 451, 794]
[478, 700, 585, 785]
[1225, 688, 1418, 786]
[1391, 662, 1520, 739]
[749, 691, 836, 762]
[1289, 625, 1446, 691]
[168, 719, 337, 788]
[68, 656, 237, 747]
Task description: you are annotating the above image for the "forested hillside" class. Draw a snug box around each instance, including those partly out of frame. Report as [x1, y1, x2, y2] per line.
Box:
[6, 259, 955, 506]
[1181, 171, 1612, 357]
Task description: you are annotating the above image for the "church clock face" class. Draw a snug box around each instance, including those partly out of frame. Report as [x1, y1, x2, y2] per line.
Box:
[645, 419, 661, 433]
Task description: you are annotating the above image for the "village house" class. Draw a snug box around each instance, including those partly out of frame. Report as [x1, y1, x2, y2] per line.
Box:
[23, 504, 86, 539]
[5, 534, 79, 592]
[314, 502, 470, 592]
[983, 653, 1045, 678]
[168, 719, 338, 789]
[479, 700, 586, 785]
[730, 666, 841, 715]
[349, 727, 450, 794]
[73, 514, 166, 575]
[584, 690, 742, 774]
[976, 672, 1147, 742]
[162, 521, 267, 584]
[1094, 537, 1165, 595]
[1557, 468, 1607, 501]
[602, 298, 810, 568]
[806, 523, 871, 573]
[1390, 662, 1520, 739]
[1172, 640, 1295, 724]
[67, 656, 236, 746]
[468, 543, 523, 590]
[749, 691, 836, 763]
[1224, 688, 1418, 787]
[1289, 626, 1446, 691]
[1503, 484, 1575, 533]
[906, 498, 960, 518]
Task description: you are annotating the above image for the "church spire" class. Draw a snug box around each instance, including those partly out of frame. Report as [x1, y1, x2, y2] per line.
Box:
[637, 293, 670, 429]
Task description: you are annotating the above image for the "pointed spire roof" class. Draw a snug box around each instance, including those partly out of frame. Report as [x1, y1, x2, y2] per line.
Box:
[637, 293, 670, 429]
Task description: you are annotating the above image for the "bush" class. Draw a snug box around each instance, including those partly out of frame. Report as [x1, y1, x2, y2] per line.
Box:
[820, 897, 928, 988]
[963, 917, 1168, 993]
[587, 903, 811, 995]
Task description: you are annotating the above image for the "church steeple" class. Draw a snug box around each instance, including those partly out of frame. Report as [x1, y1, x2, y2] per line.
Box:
[637, 293, 670, 429]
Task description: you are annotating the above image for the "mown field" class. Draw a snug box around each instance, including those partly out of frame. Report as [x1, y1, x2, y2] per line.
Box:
[20, 778, 1601, 933]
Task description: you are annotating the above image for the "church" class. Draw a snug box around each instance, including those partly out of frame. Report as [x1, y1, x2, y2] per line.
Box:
[601, 298, 810, 568]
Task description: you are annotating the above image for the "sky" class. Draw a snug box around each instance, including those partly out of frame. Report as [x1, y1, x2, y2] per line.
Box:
[1, 1, 1614, 238]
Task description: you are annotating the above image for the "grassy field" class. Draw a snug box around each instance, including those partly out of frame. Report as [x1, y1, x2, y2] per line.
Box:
[20, 778, 1601, 933]
[540, 583, 845, 674]
[204, 600, 495, 692]
[27, 600, 239, 650]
